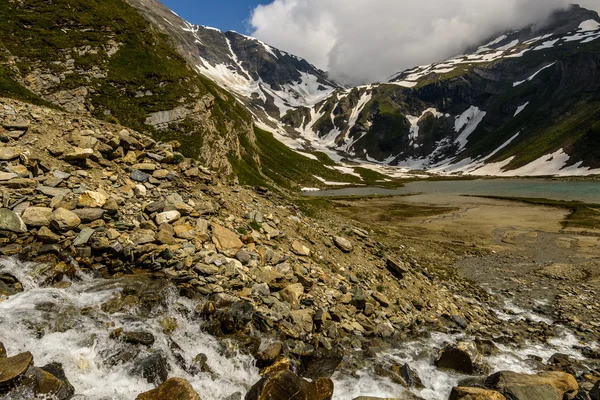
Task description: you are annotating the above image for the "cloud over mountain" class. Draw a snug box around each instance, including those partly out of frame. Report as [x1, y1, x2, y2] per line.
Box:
[250, 0, 574, 84]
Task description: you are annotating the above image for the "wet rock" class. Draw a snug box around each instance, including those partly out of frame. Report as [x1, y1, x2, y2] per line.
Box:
[156, 210, 181, 225]
[400, 363, 424, 389]
[435, 341, 488, 375]
[297, 347, 343, 379]
[0, 208, 27, 233]
[0, 343, 6, 358]
[256, 342, 283, 368]
[132, 352, 169, 385]
[121, 331, 156, 346]
[40, 362, 75, 399]
[334, 236, 353, 253]
[0, 351, 34, 385]
[449, 387, 506, 400]
[211, 223, 243, 252]
[73, 208, 105, 222]
[78, 191, 107, 208]
[484, 371, 578, 400]
[136, 378, 201, 400]
[245, 369, 329, 400]
[17, 365, 71, 400]
[291, 240, 311, 256]
[52, 208, 80, 231]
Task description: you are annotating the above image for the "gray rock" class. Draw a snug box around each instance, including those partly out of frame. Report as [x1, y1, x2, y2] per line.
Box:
[73, 228, 95, 246]
[37, 186, 71, 198]
[73, 208, 105, 222]
[334, 236, 353, 253]
[144, 201, 165, 214]
[0, 208, 27, 233]
[130, 229, 157, 245]
[131, 170, 151, 182]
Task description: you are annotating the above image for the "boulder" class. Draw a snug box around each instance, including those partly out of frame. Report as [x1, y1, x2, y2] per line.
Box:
[0, 351, 34, 385]
[20, 366, 71, 400]
[21, 207, 54, 227]
[211, 223, 243, 252]
[449, 387, 506, 400]
[334, 236, 353, 252]
[245, 369, 331, 400]
[121, 331, 156, 346]
[40, 362, 75, 399]
[52, 208, 81, 231]
[484, 371, 578, 400]
[78, 191, 107, 208]
[0, 208, 27, 233]
[136, 378, 201, 400]
[156, 210, 181, 225]
[291, 240, 311, 256]
[435, 341, 488, 375]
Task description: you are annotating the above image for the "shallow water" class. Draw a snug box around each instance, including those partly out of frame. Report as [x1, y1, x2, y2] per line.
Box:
[0, 258, 595, 400]
[304, 179, 600, 203]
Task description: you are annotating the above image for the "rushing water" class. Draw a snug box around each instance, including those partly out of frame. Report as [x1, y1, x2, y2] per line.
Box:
[0, 258, 595, 400]
[304, 179, 600, 203]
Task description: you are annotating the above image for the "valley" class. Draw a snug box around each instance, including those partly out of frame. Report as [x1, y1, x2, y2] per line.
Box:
[0, 0, 599, 399]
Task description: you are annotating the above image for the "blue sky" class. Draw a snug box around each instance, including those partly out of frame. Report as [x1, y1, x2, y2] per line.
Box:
[160, 0, 270, 33]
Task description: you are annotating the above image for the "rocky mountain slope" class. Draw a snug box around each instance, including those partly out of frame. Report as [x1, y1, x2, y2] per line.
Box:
[129, 2, 600, 177]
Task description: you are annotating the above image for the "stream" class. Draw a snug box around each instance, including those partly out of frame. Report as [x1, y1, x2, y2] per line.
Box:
[0, 257, 594, 400]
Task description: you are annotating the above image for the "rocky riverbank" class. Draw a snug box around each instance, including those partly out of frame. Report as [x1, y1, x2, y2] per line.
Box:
[0, 96, 599, 399]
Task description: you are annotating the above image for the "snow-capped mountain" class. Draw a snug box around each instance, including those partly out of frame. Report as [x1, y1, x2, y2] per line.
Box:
[129, 0, 600, 177]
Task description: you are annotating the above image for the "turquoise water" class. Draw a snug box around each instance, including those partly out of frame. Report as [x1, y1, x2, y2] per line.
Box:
[303, 179, 600, 203]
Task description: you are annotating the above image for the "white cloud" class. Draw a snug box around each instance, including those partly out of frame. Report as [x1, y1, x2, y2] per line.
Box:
[249, 0, 584, 85]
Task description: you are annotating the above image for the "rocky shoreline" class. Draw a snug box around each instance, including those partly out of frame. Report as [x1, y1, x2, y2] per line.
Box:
[0, 97, 599, 399]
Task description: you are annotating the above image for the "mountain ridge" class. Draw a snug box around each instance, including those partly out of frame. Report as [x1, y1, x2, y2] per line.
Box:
[127, 1, 600, 178]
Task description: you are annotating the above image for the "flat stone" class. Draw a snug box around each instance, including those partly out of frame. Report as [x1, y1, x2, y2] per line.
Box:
[0, 351, 33, 385]
[0, 208, 27, 233]
[174, 224, 195, 239]
[3, 121, 29, 131]
[334, 236, 353, 253]
[64, 148, 93, 161]
[144, 201, 165, 214]
[291, 240, 311, 256]
[155, 210, 180, 225]
[132, 163, 156, 171]
[74, 228, 95, 246]
[372, 291, 391, 307]
[37, 186, 70, 198]
[211, 223, 243, 252]
[131, 170, 151, 182]
[78, 191, 107, 208]
[53, 170, 71, 180]
[0, 172, 18, 181]
[0, 147, 21, 161]
[3, 178, 36, 188]
[130, 229, 156, 245]
[73, 208, 105, 222]
[21, 207, 53, 227]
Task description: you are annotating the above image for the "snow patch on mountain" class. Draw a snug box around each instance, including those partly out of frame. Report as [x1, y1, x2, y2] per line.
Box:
[513, 63, 556, 87]
[454, 106, 486, 150]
